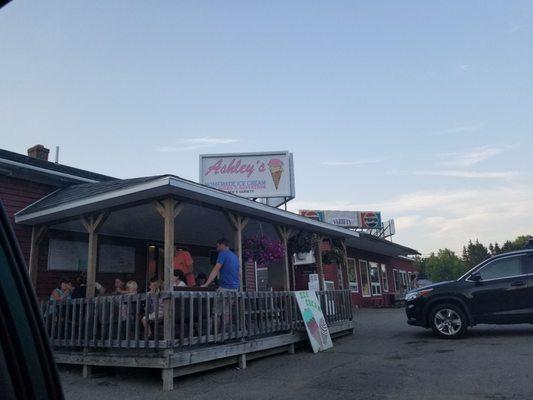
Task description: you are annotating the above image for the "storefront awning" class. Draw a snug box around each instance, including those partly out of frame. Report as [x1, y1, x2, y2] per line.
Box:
[346, 232, 419, 258]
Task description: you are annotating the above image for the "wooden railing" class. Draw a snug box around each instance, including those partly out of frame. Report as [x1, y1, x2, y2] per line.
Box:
[41, 290, 353, 350]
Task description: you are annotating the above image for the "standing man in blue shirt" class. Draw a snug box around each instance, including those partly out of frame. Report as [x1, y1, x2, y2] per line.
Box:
[202, 238, 240, 291]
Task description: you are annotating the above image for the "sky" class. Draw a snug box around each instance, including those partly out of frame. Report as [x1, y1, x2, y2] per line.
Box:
[1, 1, 532, 255]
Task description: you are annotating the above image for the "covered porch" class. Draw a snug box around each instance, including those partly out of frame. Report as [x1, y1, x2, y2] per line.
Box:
[16, 175, 356, 390]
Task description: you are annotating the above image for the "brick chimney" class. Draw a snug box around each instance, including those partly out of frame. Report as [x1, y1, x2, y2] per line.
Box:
[27, 144, 50, 161]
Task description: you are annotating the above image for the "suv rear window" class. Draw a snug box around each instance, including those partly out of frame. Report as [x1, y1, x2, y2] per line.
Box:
[478, 256, 524, 280]
[523, 255, 533, 275]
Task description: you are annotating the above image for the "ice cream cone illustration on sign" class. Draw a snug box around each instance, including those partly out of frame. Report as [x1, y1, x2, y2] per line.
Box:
[267, 158, 284, 190]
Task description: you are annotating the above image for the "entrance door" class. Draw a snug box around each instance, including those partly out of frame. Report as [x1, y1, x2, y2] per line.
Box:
[146, 243, 164, 287]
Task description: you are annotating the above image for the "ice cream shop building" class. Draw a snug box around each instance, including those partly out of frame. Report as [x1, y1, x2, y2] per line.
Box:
[0, 145, 418, 389]
[1, 146, 419, 307]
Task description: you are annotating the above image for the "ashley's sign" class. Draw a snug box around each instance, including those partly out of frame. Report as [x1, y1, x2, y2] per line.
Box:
[200, 151, 294, 199]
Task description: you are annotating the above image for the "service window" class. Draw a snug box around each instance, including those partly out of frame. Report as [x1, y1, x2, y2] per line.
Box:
[347, 258, 358, 292]
[477, 255, 524, 280]
[359, 260, 371, 297]
[369, 262, 382, 296]
[380, 264, 389, 292]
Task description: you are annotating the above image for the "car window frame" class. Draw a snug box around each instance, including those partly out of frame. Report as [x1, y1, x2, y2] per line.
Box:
[466, 253, 529, 282]
[0, 202, 64, 400]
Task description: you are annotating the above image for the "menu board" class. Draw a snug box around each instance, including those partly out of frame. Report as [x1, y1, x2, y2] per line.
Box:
[47, 239, 88, 271]
[47, 239, 135, 273]
[99, 243, 135, 273]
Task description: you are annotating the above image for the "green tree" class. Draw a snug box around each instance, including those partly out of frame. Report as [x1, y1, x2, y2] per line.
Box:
[488, 242, 502, 256]
[425, 249, 467, 282]
[462, 239, 490, 269]
[512, 235, 531, 250]
[412, 255, 427, 278]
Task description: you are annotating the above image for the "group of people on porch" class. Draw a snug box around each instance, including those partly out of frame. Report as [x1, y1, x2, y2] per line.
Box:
[49, 238, 240, 302]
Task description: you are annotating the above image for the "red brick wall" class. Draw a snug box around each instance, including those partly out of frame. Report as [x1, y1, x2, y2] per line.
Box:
[245, 259, 256, 291]
[345, 247, 418, 308]
[0, 175, 57, 264]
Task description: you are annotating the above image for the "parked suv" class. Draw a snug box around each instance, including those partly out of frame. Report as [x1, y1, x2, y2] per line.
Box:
[406, 249, 533, 338]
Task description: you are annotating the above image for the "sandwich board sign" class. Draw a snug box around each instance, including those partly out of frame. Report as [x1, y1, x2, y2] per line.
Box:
[295, 291, 333, 353]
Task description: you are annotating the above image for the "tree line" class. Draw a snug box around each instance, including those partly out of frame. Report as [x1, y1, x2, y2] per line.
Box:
[415, 235, 531, 282]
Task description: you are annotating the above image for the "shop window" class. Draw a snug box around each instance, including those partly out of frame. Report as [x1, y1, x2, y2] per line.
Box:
[369, 262, 381, 296]
[393, 269, 400, 292]
[359, 260, 371, 297]
[347, 258, 358, 292]
[381, 264, 389, 292]
[400, 270, 408, 292]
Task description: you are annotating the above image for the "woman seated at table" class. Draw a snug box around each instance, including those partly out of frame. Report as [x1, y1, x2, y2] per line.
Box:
[50, 278, 72, 301]
[141, 277, 164, 339]
[173, 269, 188, 289]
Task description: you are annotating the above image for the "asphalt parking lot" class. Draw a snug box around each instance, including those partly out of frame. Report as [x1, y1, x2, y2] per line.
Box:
[60, 308, 533, 400]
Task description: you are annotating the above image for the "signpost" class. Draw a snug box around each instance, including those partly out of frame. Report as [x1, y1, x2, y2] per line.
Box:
[294, 291, 333, 353]
[199, 151, 295, 207]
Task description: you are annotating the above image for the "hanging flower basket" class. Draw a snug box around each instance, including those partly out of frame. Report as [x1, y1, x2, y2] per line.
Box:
[288, 231, 316, 255]
[322, 247, 344, 265]
[243, 234, 285, 266]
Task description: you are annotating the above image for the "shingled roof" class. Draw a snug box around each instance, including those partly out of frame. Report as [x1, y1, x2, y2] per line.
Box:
[0, 148, 116, 184]
[14, 175, 363, 240]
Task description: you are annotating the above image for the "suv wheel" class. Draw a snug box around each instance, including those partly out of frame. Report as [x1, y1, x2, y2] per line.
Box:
[429, 303, 467, 339]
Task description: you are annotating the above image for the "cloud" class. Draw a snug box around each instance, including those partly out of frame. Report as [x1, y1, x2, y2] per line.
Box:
[321, 158, 382, 166]
[432, 123, 483, 136]
[412, 170, 515, 179]
[155, 137, 239, 152]
[509, 21, 533, 33]
[439, 145, 509, 167]
[288, 184, 533, 254]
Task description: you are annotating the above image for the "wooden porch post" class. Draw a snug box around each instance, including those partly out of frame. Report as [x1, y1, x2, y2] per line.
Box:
[80, 212, 107, 379]
[316, 235, 325, 291]
[226, 213, 249, 291]
[28, 225, 47, 288]
[154, 198, 184, 391]
[81, 213, 108, 299]
[275, 226, 294, 291]
[154, 199, 184, 291]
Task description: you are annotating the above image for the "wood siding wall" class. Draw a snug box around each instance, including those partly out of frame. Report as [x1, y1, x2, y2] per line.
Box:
[0, 175, 57, 263]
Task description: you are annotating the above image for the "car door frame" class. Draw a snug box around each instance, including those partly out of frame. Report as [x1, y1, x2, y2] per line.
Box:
[464, 253, 532, 324]
[0, 202, 64, 399]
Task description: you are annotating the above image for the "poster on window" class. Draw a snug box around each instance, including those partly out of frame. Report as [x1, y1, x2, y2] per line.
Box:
[294, 291, 333, 353]
[308, 274, 319, 291]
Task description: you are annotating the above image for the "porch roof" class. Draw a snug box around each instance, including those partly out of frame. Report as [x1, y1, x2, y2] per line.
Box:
[346, 232, 419, 258]
[14, 175, 359, 239]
